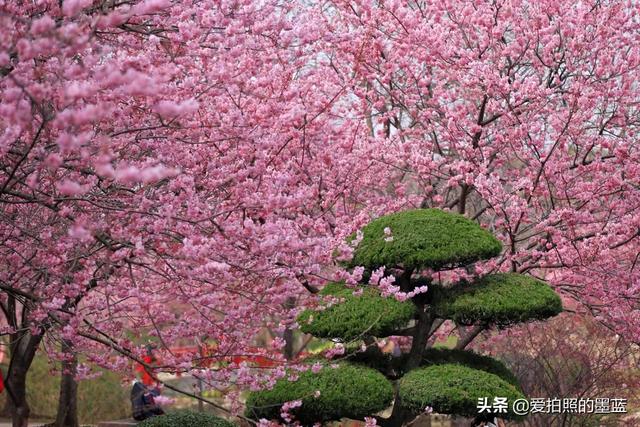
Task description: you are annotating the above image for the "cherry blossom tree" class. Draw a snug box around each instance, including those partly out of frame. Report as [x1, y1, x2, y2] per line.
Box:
[483, 313, 640, 427]
[246, 0, 640, 424]
[2, 0, 640, 426]
[311, 0, 640, 343]
[0, 0, 376, 425]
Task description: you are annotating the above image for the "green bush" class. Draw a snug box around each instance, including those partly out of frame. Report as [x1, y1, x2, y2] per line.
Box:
[349, 209, 502, 271]
[274, 209, 565, 425]
[420, 348, 520, 388]
[245, 363, 393, 424]
[137, 410, 235, 427]
[432, 273, 563, 326]
[298, 282, 415, 340]
[398, 364, 526, 420]
[344, 347, 520, 388]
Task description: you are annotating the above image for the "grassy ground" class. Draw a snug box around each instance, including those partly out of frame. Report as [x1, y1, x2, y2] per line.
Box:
[0, 356, 130, 425]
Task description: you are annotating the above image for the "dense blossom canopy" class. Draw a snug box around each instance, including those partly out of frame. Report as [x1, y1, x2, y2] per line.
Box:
[319, 0, 640, 342]
[1, 0, 639, 422]
[0, 0, 381, 413]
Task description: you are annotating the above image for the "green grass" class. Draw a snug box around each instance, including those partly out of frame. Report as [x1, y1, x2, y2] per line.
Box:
[0, 355, 130, 424]
[432, 273, 563, 326]
[349, 209, 502, 271]
[245, 363, 393, 424]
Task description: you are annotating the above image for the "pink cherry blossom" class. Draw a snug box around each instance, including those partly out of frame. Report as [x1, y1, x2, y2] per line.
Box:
[1, 0, 640, 425]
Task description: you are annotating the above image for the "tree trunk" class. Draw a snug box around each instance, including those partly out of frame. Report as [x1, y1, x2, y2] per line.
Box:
[382, 289, 433, 427]
[406, 302, 432, 370]
[455, 324, 485, 350]
[5, 361, 30, 427]
[283, 327, 295, 360]
[283, 297, 296, 360]
[3, 329, 42, 427]
[379, 383, 410, 427]
[54, 341, 79, 427]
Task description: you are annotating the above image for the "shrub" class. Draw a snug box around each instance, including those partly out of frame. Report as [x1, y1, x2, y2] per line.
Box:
[432, 273, 563, 326]
[344, 347, 520, 387]
[298, 282, 415, 340]
[137, 410, 235, 427]
[271, 208, 564, 425]
[420, 348, 520, 388]
[349, 208, 502, 270]
[245, 363, 393, 424]
[398, 364, 525, 420]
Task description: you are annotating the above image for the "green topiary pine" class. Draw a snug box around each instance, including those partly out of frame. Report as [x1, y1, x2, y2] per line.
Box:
[349, 209, 502, 270]
[297, 282, 416, 340]
[431, 273, 563, 327]
[246, 363, 394, 424]
[246, 208, 563, 426]
[398, 364, 525, 421]
[137, 410, 235, 427]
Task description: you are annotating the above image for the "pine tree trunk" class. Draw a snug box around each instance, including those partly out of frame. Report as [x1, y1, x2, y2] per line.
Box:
[406, 302, 432, 370]
[54, 341, 79, 427]
[383, 275, 433, 427]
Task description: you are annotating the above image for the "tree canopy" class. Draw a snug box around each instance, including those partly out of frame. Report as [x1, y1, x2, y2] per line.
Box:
[2, 0, 637, 424]
[245, 363, 393, 424]
[398, 364, 525, 420]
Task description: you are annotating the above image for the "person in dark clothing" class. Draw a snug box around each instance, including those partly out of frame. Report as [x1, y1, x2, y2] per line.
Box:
[131, 380, 165, 421]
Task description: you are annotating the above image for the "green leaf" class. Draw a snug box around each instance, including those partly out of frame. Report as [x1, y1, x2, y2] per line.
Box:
[137, 410, 235, 427]
[420, 348, 520, 389]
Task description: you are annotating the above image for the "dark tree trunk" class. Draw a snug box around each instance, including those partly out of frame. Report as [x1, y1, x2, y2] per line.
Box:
[283, 328, 295, 360]
[3, 329, 42, 427]
[54, 341, 79, 427]
[382, 395, 411, 427]
[455, 324, 485, 350]
[283, 297, 296, 361]
[6, 361, 30, 427]
[405, 302, 432, 370]
[382, 269, 433, 427]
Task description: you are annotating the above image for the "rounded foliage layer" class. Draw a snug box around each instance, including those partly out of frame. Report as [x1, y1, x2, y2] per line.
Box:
[350, 209, 502, 271]
[344, 347, 519, 386]
[421, 348, 520, 388]
[245, 363, 393, 424]
[298, 282, 415, 340]
[137, 411, 235, 427]
[432, 273, 563, 326]
[398, 364, 525, 419]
